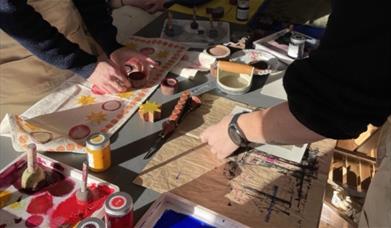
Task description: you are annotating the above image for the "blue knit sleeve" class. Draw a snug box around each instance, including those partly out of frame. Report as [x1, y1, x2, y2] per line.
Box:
[73, 0, 123, 55]
[0, 0, 97, 78]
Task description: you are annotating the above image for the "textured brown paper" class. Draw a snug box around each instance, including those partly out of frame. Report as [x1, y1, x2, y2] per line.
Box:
[134, 93, 251, 191]
[134, 93, 335, 227]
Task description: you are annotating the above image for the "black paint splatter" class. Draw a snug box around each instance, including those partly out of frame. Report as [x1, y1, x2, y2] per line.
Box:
[14, 218, 22, 224]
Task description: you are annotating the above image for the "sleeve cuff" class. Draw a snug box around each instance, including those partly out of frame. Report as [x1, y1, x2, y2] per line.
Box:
[103, 41, 123, 56]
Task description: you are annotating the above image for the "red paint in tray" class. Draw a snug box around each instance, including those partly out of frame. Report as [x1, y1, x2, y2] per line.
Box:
[0, 155, 117, 228]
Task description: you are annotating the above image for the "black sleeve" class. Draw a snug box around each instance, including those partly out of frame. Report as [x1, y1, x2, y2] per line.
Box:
[283, 0, 391, 139]
[73, 0, 122, 55]
[0, 0, 97, 78]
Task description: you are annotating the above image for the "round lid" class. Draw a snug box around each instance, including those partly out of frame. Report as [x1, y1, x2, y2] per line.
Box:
[86, 133, 109, 150]
[77, 217, 105, 228]
[104, 192, 133, 217]
[290, 33, 306, 44]
[206, 45, 231, 59]
[237, 0, 249, 8]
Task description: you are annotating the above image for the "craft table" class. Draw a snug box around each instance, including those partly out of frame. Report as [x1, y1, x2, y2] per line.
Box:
[0, 12, 326, 224]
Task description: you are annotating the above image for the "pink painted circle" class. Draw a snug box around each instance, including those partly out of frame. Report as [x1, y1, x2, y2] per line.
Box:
[68, 124, 91, 140]
[102, 100, 122, 112]
[140, 47, 155, 56]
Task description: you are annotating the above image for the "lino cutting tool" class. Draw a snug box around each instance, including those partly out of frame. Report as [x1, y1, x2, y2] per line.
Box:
[144, 92, 202, 159]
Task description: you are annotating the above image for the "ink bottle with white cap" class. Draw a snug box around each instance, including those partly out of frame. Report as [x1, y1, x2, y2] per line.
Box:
[287, 33, 306, 59]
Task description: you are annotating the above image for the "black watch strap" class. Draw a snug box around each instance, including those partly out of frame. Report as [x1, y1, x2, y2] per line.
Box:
[229, 112, 250, 147]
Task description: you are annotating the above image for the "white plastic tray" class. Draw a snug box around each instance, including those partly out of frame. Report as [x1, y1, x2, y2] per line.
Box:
[0, 153, 119, 227]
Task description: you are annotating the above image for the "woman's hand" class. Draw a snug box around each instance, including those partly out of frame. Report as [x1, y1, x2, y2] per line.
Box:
[110, 47, 157, 76]
[87, 57, 130, 94]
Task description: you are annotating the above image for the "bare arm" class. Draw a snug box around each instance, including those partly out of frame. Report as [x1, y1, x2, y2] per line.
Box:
[238, 102, 325, 145]
[200, 102, 325, 159]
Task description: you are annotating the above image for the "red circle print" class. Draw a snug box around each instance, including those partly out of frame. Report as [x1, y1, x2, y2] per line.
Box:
[68, 125, 91, 140]
[102, 100, 122, 112]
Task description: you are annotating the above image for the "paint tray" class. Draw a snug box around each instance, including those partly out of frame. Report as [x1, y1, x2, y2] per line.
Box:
[136, 192, 247, 228]
[253, 28, 319, 64]
[0, 153, 119, 228]
[160, 19, 230, 49]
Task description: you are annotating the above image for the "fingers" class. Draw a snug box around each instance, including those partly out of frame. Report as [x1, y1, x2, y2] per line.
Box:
[130, 56, 157, 71]
[89, 58, 135, 94]
[93, 84, 108, 94]
[110, 72, 131, 89]
[107, 62, 131, 89]
[200, 123, 238, 160]
[98, 64, 130, 94]
[145, 57, 157, 66]
[110, 78, 128, 92]
[200, 129, 217, 156]
[111, 48, 158, 71]
[125, 59, 144, 73]
[99, 84, 114, 94]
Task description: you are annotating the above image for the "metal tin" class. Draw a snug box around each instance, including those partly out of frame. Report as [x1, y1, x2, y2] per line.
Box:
[77, 217, 105, 228]
[86, 133, 111, 172]
[105, 192, 134, 228]
[287, 33, 306, 59]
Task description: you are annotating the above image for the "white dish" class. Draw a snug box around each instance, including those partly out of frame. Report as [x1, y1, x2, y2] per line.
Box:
[217, 73, 253, 95]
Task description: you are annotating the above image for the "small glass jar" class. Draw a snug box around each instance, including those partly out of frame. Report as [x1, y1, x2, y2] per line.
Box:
[85, 133, 111, 172]
[105, 192, 134, 228]
[287, 33, 306, 59]
[76, 217, 105, 228]
[236, 0, 249, 21]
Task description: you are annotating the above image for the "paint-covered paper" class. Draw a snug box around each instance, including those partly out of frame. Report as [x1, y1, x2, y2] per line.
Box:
[134, 93, 335, 227]
[134, 93, 251, 191]
[0, 37, 186, 153]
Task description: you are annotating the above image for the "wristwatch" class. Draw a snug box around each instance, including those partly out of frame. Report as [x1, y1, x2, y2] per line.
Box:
[228, 112, 250, 147]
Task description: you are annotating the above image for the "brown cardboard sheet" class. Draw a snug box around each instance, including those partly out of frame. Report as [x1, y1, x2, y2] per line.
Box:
[134, 93, 335, 227]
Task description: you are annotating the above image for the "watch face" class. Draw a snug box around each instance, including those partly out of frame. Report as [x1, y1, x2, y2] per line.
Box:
[228, 126, 242, 146]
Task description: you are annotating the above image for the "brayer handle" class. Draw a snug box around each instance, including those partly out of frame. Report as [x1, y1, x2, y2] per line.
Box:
[217, 61, 254, 75]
